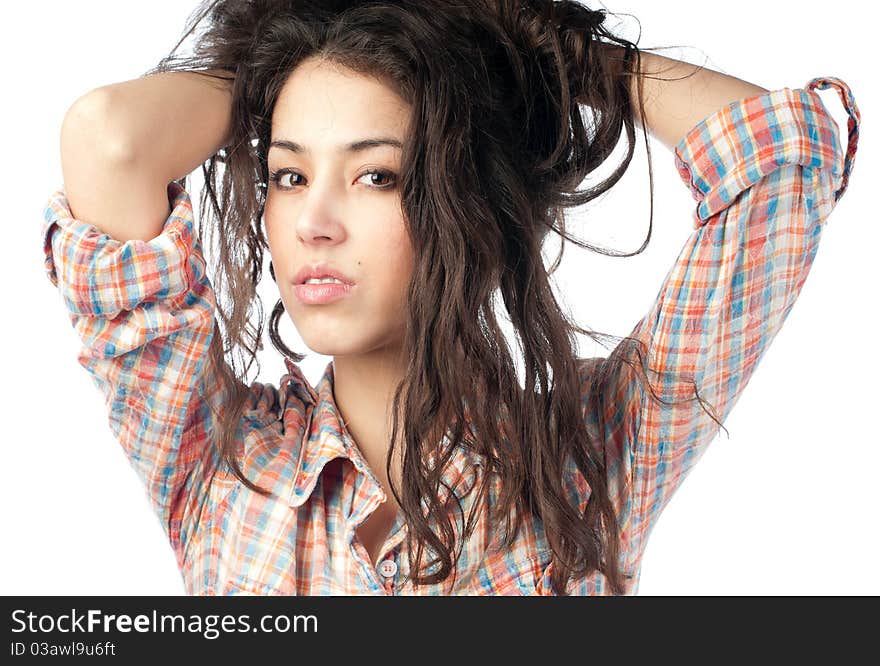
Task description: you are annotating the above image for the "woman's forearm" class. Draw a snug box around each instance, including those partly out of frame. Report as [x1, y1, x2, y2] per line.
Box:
[603, 45, 769, 152]
[95, 69, 236, 182]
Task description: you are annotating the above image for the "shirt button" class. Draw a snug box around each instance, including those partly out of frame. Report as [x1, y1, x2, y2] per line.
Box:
[378, 559, 398, 577]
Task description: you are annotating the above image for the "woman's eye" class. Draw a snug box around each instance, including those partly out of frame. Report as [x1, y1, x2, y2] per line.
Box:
[358, 170, 397, 188]
[268, 169, 397, 191]
[268, 170, 303, 189]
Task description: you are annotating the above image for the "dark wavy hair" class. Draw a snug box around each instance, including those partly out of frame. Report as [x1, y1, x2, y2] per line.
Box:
[142, 0, 719, 595]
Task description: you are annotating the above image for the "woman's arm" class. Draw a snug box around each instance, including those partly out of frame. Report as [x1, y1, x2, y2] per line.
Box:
[603, 45, 769, 152]
[98, 69, 235, 181]
[584, 75, 859, 583]
[60, 69, 234, 243]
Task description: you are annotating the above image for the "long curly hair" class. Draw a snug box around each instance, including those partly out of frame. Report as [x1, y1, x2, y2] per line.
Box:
[142, 0, 720, 595]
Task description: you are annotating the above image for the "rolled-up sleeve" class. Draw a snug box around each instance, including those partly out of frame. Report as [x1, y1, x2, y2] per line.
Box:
[42, 180, 230, 569]
[578, 77, 860, 585]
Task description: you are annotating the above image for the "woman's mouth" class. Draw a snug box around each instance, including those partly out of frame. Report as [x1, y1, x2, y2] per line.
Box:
[292, 280, 356, 305]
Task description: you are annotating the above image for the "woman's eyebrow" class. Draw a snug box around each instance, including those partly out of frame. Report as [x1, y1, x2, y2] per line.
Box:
[269, 137, 403, 155]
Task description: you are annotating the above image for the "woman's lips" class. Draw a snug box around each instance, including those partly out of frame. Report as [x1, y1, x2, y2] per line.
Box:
[292, 282, 355, 305]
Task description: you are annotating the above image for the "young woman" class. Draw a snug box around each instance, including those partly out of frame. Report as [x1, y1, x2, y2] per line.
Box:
[42, 0, 860, 595]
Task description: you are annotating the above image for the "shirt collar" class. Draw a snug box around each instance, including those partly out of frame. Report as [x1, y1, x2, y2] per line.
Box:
[280, 358, 482, 510]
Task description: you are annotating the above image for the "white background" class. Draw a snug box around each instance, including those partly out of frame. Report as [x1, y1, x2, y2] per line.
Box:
[1, 1, 875, 595]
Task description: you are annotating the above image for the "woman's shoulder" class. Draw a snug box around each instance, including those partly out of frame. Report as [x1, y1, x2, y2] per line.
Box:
[242, 381, 284, 422]
[239, 360, 318, 430]
[231, 363, 318, 489]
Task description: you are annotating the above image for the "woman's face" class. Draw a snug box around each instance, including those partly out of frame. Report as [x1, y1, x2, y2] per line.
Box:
[265, 56, 413, 357]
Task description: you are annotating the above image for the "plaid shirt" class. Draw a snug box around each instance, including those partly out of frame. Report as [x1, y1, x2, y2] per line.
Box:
[41, 76, 859, 595]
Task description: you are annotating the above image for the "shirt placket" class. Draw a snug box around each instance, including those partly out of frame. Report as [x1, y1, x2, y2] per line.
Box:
[343, 447, 410, 594]
[375, 513, 408, 595]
